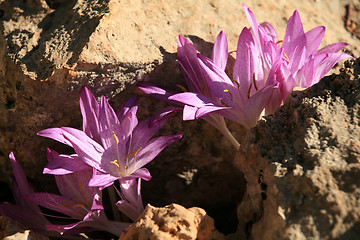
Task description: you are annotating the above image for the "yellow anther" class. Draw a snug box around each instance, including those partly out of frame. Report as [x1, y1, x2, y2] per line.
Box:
[247, 83, 252, 99]
[223, 89, 233, 101]
[112, 131, 119, 146]
[284, 52, 290, 61]
[252, 73, 258, 91]
[231, 79, 240, 89]
[111, 160, 120, 168]
[125, 165, 128, 170]
[126, 147, 142, 159]
[176, 84, 188, 92]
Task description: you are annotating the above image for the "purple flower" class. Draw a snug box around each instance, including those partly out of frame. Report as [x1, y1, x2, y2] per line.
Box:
[139, 33, 240, 148]
[116, 178, 144, 221]
[139, 5, 352, 131]
[0, 153, 53, 235]
[38, 87, 182, 190]
[27, 149, 129, 236]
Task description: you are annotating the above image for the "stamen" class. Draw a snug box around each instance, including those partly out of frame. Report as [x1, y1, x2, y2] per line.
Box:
[231, 79, 240, 89]
[276, 40, 283, 46]
[253, 73, 258, 91]
[126, 147, 142, 159]
[220, 100, 230, 107]
[176, 84, 188, 92]
[247, 83, 252, 99]
[111, 160, 120, 168]
[112, 131, 119, 146]
[284, 52, 290, 61]
[223, 89, 233, 101]
[125, 165, 128, 169]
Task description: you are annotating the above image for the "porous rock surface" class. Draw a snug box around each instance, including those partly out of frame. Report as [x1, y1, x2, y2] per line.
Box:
[234, 58, 360, 240]
[0, 0, 360, 239]
[119, 203, 225, 240]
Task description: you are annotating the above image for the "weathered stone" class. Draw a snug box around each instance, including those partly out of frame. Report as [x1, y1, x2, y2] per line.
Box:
[0, 216, 49, 240]
[234, 58, 360, 239]
[119, 203, 225, 240]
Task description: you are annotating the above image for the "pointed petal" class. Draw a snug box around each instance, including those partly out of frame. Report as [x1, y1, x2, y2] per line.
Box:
[88, 169, 119, 190]
[130, 107, 183, 153]
[316, 42, 349, 55]
[183, 105, 197, 120]
[177, 35, 206, 93]
[25, 193, 87, 219]
[60, 127, 104, 170]
[44, 151, 90, 175]
[304, 26, 325, 57]
[80, 86, 101, 143]
[0, 204, 49, 232]
[137, 82, 182, 106]
[260, 22, 278, 43]
[283, 10, 305, 48]
[99, 96, 122, 149]
[116, 97, 138, 121]
[37, 128, 72, 147]
[211, 31, 228, 71]
[133, 135, 182, 171]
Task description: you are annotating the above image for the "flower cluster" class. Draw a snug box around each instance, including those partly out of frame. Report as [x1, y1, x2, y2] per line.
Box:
[139, 4, 352, 147]
[0, 4, 353, 239]
[0, 87, 181, 237]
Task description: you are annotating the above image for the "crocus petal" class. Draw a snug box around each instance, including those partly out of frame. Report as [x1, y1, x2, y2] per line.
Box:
[44, 152, 90, 175]
[183, 105, 197, 120]
[88, 169, 119, 190]
[133, 135, 182, 171]
[25, 193, 87, 219]
[304, 26, 325, 57]
[260, 22, 278, 43]
[177, 35, 207, 93]
[123, 168, 152, 181]
[211, 31, 228, 71]
[99, 96, 123, 149]
[137, 82, 182, 106]
[283, 10, 305, 51]
[55, 169, 97, 206]
[37, 128, 73, 147]
[0, 204, 50, 232]
[80, 86, 101, 143]
[316, 42, 349, 55]
[169, 92, 222, 108]
[60, 127, 104, 170]
[116, 96, 138, 122]
[129, 107, 183, 152]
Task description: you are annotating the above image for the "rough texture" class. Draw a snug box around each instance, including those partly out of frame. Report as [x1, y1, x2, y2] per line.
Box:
[234, 58, 360, 240]
[0, 0, 360, 239]
[0, 216, 49, 240]
[119, 203, 225, 240]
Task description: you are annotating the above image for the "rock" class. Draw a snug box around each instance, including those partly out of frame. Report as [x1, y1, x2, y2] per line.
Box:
[119, 203, 225, 240]
[0, 216, 49, 240]
[0, 0, 360, 239]
[234, 58, 360, 239]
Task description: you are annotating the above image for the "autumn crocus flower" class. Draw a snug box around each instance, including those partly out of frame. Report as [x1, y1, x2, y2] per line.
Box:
[38, 87, 182, 190]
[0, 153, 54, 235]
[242, 5, 353, 114]
[139, 33, 241, 148]
[27, 149, 129, 236]
[143, 5, 352, 131]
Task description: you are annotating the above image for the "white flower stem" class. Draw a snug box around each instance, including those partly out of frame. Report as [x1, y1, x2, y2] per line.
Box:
[108, 185, 121, 221]
[219, 124, 240, 149]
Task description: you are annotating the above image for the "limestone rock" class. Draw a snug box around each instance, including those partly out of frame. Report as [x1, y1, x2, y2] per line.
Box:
[235, 58, 360, 239]
[119, 203, 225, 240]
[0, 216, 49, 240]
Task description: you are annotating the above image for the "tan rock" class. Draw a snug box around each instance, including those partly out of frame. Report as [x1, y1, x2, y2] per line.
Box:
[119, 203, 225, 240]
